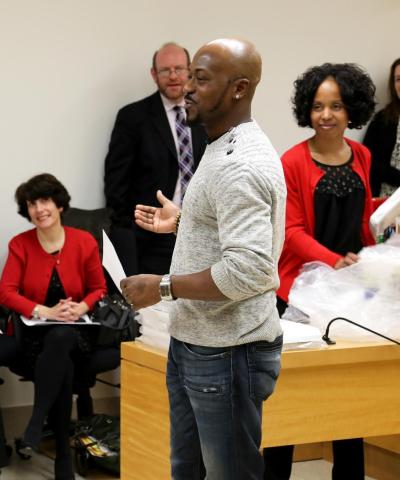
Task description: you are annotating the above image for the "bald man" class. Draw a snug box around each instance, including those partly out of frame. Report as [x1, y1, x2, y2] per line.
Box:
[122, 39, 287, 480]
[104, 42, 207, 276]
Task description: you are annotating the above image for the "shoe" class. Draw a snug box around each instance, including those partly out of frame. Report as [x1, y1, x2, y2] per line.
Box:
[15, 438, 38, 459]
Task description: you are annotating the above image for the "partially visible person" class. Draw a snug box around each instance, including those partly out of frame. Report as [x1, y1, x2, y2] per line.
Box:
[122, 38, 286, 480]
[0, 174, 111, 480]
[0, 310, 18, 463]
[0, 336, 17, 367]
[364, 57, 400, 196]
[263, 63, 376, 480]
[104, 41, 207, 275]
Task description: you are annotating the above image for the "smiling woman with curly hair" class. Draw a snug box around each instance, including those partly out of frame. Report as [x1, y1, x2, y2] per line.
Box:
[293, 63, 376, 129]
[263, 63, 376, 480]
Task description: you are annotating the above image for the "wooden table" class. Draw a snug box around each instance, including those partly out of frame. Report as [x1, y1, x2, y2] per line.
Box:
[121, 340, 400, 480]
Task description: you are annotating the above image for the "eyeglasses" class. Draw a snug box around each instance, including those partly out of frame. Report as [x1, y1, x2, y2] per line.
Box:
[157, 66, 189, 78]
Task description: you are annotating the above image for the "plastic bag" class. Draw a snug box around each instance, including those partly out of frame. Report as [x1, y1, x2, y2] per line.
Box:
[288, 240, 400, 341]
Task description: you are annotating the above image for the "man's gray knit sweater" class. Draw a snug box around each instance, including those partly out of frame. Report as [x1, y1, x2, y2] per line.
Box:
[169, 120, 286, 347]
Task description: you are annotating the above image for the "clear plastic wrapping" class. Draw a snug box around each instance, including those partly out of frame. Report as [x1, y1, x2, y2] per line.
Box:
[287, 238, 400, 341]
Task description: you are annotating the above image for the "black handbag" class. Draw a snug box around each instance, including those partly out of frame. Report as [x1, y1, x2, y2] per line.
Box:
[91, 294, 140, 348]
[74, 414, 120, 476]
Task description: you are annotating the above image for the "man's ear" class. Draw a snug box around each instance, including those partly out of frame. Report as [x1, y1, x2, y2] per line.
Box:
[232, 78, 250, 100]
[151, 68, 158, 84]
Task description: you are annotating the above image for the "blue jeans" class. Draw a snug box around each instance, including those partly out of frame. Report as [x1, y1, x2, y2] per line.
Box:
[167, 335, 283, 480]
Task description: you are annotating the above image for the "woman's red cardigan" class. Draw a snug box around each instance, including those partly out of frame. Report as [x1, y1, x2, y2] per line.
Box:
[277, 138, 375, 303]
[0, 226, 106, 318]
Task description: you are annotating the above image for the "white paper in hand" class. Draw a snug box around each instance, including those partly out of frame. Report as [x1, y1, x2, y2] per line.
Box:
[102, 230, 127, 292]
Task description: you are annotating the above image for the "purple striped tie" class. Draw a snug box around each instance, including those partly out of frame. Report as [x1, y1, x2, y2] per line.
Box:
[174, 106, 194, 201]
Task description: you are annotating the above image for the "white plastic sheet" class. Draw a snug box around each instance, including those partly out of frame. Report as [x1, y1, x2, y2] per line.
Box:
[287, 238, 400, 341]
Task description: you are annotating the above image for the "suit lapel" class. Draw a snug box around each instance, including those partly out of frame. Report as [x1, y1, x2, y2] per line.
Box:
[150, 93, 177, 160]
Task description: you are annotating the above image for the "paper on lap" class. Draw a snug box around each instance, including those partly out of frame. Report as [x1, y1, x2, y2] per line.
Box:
[20, 314, 97, 326]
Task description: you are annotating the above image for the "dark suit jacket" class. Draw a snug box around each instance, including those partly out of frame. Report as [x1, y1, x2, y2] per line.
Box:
[104, 91, 207, 226]
[104, 91, 207, 274]
[363, 109, 399, 196]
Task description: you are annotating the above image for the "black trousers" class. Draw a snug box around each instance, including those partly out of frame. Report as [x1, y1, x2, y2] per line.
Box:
[108, 226, 138, 278]
[136, 234, 175, 274]
[109, 224, 175, 276]
[24, 327, 77, 448]
[0, 336, 17, 366]
[263, 439, 365, 480]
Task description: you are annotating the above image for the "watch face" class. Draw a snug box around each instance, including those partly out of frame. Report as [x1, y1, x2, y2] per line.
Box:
[160, 275, 174, 301]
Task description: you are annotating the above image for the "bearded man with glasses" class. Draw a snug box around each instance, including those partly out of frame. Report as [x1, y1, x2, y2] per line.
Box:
[104, 42, 207, 276]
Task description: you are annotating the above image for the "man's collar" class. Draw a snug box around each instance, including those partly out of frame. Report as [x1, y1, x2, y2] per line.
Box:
[159, 92, 185, 112]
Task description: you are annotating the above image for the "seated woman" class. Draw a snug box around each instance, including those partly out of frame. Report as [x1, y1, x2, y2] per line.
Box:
[263, 63, 376, 480]
[364, 57, 400, 196]
[0, 173, 110, 480]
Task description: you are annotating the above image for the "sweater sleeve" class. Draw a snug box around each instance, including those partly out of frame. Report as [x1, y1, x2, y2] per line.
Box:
[0, 237, 37, 318]
[210, 163, 282, 301]
[283, 153, 341, 267]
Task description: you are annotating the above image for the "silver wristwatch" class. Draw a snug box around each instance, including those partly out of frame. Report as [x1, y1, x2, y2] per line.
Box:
[159, 274, 175, 301]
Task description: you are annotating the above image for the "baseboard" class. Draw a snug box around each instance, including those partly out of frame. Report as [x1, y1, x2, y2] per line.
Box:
[293, 442, 323, 461]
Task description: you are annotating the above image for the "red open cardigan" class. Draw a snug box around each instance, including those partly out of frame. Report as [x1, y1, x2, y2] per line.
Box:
[277, 138, 375, 302]
[0, 226, 106, 318]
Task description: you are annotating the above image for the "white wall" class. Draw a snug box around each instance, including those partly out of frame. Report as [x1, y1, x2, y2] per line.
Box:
[0, 0, 398, 406]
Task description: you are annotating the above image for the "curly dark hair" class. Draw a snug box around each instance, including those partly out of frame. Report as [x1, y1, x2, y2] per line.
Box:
[15, 173, 71, 221]
[383, 57, 400, 122]
[292, 63, 376, 129]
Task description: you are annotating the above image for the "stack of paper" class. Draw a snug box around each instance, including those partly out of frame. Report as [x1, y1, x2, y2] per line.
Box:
[280, 319, 324, 350]
[136, 303, 171, 350]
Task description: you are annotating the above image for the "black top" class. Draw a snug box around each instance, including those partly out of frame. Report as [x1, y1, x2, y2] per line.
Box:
[313, 154, 365, 255]
[44, 254, 66, 307]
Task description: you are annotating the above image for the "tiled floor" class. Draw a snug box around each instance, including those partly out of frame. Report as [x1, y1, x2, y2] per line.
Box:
[0, 454, 377, 480]
[0, 449, 116, 479]
[291, 459, 376, 480]
[0, 435, 116, 479]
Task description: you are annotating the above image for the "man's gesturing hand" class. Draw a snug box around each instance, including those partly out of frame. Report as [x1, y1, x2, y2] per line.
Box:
[134, 190, 180, 234]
